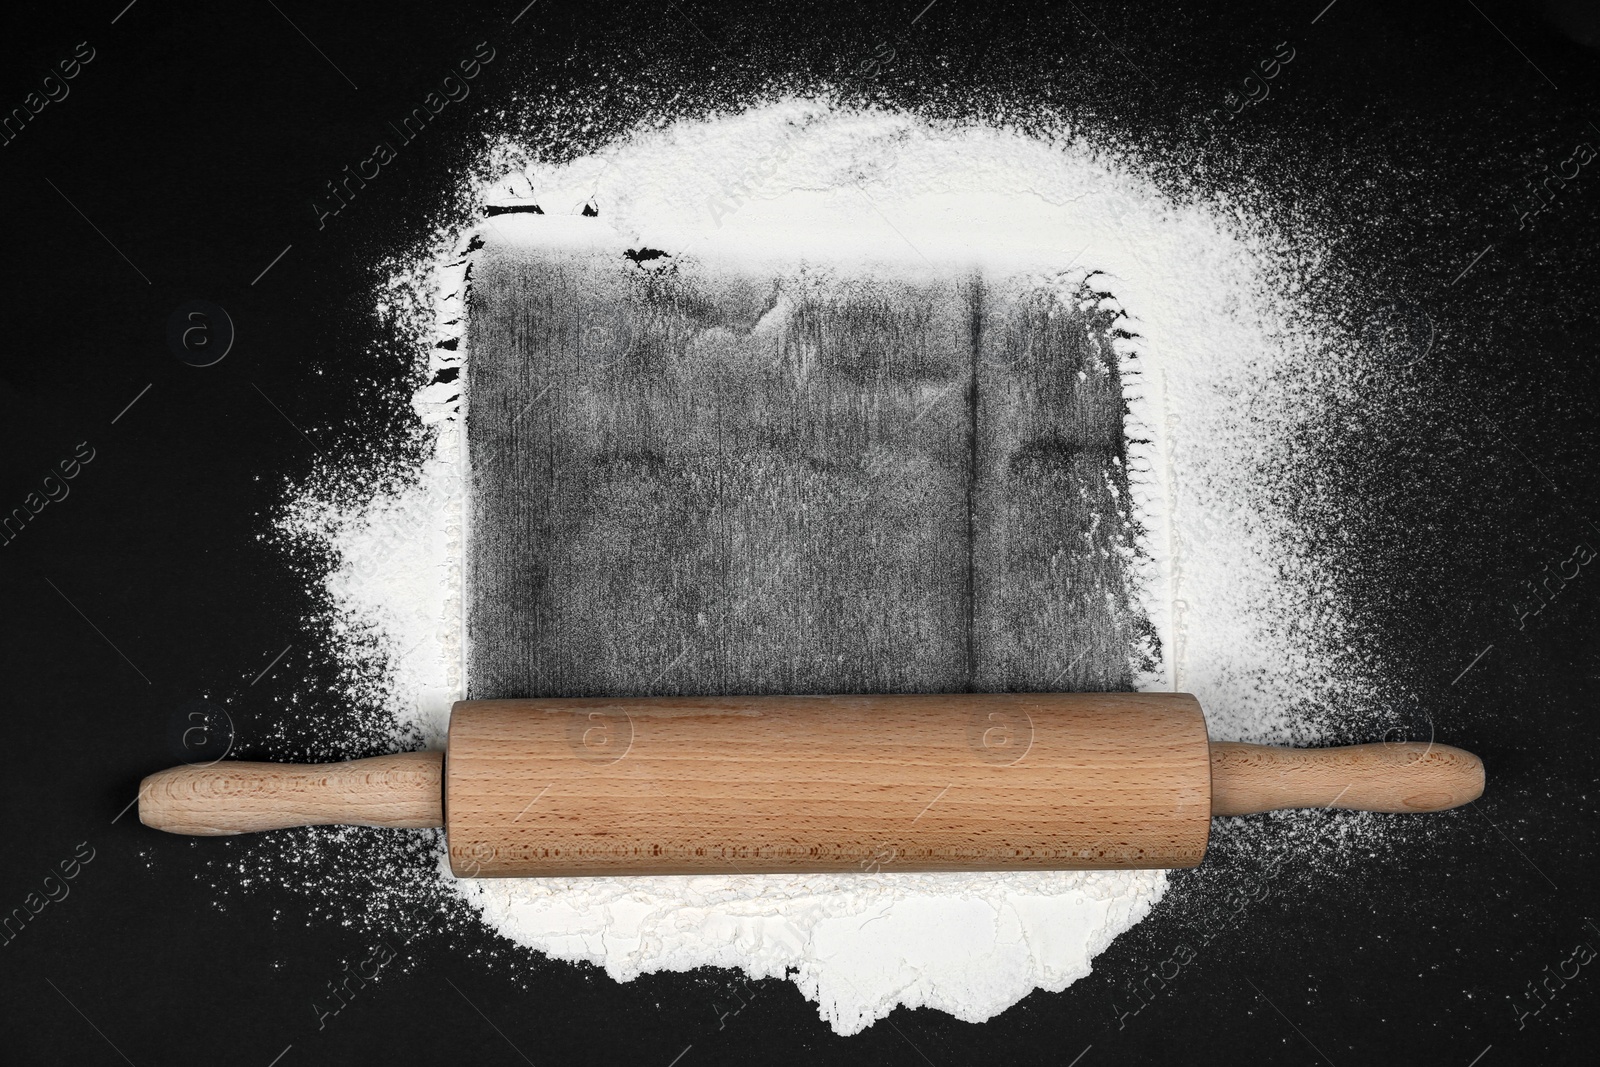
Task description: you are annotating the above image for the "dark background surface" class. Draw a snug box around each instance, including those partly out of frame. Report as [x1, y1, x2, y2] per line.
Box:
[465, 246, 1155, 700]
[1, 1, 1597, 1064]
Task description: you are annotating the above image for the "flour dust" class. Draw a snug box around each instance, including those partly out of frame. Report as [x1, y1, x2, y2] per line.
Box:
[261, 100, 1390, 1035]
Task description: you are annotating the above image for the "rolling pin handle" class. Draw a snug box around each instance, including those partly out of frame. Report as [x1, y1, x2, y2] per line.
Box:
[1209, 741, 1485, 816]
[137, 751, 445, 835]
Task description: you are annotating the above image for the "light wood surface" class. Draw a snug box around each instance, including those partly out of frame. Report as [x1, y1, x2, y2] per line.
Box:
[444, 693, 1213, 876]
[135, 694, 1488, 876]
[138, 751, 443, 835]
[1208, 741, 1484, 816]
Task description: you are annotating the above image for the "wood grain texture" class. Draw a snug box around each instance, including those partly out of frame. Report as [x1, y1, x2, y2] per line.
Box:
[972, 282, 1158, 690]
[1208, 741, 1485, 815]
[468, 251, 970, 697]
[443, 692, 1212, 877]
[466, 240, 1155, 700]
[134, 702, 1487, 864]
[138, 751, 443, 836]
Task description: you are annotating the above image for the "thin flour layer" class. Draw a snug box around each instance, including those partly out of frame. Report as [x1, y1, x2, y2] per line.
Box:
[294, 100, 1355, 1035]
[456, 868, 1163, 1034]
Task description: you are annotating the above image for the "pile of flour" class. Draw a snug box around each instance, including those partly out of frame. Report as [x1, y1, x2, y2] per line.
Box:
[286, 100, 1363, 1034]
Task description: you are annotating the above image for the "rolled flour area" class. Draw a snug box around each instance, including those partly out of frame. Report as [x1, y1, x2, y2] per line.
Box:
[304, 101, 1346, 1034]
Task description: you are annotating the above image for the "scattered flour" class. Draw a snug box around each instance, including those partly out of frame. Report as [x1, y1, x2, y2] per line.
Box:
[457, 869, 1163, 1034]
[283, 100, 1370, 1035]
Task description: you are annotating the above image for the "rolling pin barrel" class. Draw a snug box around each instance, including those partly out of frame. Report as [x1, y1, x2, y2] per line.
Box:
[136, 693, 1486, 877]
[444, 693, 1214, 876]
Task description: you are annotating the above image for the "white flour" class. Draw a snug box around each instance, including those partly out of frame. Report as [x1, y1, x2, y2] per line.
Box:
[284, 100, 1370, 1035]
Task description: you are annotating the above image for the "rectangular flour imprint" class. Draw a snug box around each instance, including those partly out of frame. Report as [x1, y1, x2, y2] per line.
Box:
[466, 235, 1157, 698]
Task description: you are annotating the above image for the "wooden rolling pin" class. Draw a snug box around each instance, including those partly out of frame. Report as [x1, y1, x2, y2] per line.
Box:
[138, 693, 1484, 876]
